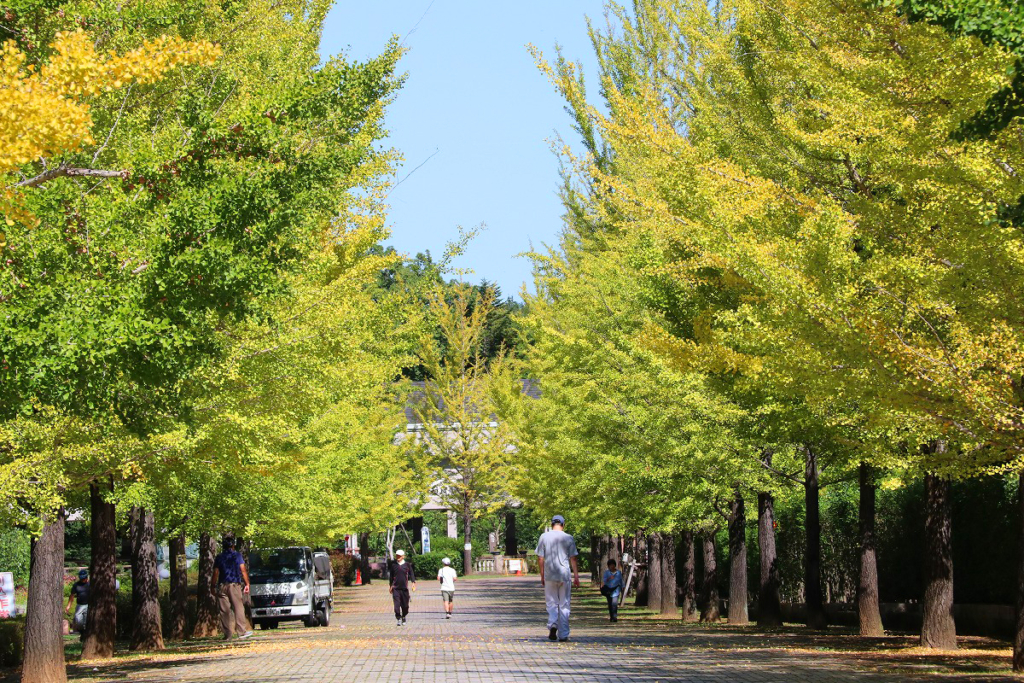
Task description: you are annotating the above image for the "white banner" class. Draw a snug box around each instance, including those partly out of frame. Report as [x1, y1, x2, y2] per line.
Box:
[0, 572, 14, 618]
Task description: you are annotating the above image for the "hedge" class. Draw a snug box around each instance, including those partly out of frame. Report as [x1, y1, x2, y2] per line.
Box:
[0, 617, 25, 666]
[410, 551, 463, 579]
[329, 551, 356, 587]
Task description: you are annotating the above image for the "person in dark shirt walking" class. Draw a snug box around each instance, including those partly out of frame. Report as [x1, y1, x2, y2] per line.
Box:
[211, 536, 253, 640]
[388, 549, 416, 626]
[65, 569, 90, 639]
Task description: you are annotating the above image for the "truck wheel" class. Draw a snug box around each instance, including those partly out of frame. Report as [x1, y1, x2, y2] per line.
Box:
[316, 608, 329, 627]
[260, 620, 279, 630]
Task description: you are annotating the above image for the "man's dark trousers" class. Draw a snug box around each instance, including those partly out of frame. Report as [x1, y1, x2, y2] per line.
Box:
[393, 588, 410, 620]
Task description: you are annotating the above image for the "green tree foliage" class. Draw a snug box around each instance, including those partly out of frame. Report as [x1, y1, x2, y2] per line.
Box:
[370, 247, 528, 379]
[0, 529, 31, 587]
[0, 0, 407, 527]
[538, 0, 1024, 475]
[880, 0, 1024, 138]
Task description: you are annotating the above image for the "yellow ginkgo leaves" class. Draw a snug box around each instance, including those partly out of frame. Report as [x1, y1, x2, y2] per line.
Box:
[0, 30, 221, 227]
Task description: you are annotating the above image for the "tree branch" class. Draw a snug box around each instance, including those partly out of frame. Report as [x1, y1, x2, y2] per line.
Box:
[759, 458, 802, 485]
[14, 165, 127, 189]
[93, 84, 133, 164]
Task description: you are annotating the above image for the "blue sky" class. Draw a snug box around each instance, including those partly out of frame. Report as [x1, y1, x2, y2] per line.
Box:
[320, 2, 604, 299]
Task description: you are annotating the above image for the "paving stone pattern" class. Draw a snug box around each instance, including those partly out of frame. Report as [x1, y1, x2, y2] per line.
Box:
[86, 577, 917, 682]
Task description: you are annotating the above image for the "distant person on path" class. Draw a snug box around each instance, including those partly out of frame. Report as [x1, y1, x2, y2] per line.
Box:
[65, 569, 90, 639]
[211, 536, 253, 640]
[437, 557, 457, 619]
[389, 549, 416, 626]
[601, 558, 623, 622]
[536, 514, 580, 642]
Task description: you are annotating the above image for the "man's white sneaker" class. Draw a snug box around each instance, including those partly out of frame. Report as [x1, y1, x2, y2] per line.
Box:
[239, 631, 254, 639]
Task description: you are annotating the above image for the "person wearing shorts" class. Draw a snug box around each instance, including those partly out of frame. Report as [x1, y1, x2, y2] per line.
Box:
[65, 569, 90, 640]
[437, 557, 457, 619]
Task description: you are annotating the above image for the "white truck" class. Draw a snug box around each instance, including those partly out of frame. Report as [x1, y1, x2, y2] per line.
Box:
[248, 546, 333, 629]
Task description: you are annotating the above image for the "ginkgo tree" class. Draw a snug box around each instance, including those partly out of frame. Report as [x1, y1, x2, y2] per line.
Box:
[536, 0, 1023, 651]
[408, 286, 519, 574]
[0, 0, 406, 679]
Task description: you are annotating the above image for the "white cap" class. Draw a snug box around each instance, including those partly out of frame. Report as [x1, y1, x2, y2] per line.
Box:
[395, 549, 405, 557]
[442, 557, 451, 565]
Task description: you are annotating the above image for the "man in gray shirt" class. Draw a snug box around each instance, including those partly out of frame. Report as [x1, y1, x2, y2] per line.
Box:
[535, 514, 580, 642]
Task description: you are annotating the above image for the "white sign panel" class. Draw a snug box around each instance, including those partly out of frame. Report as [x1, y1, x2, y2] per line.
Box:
[422, 526, 431, 554]
[508, 559, 522, 572]
[0, 572, 14, 618]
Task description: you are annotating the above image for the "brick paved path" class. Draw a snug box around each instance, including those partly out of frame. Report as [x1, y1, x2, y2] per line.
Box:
[69, 577, 968, 682]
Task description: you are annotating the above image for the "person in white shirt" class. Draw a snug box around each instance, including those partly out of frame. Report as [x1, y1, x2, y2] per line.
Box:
[437, 557, 458, 619]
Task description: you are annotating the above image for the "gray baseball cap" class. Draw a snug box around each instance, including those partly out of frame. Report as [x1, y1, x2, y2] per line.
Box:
[552, 514, 565, 525]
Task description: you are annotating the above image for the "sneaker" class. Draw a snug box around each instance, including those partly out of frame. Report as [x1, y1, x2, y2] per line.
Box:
[445, 614, 450, 619]
[397, 619, 403, 626]
[402, 617, 407, 625]
[548, 627, 558, 641]
[558, 637, 570, 642]
[239, 631, 254, 639]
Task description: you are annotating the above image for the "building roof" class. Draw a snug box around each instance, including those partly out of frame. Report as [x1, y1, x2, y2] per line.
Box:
[404, 379, 539, 426]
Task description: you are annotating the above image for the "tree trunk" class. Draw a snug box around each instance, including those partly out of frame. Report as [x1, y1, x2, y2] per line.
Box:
[921, 472, 957, 649]
[191, 533, 219, 637]
[21, 511, 67, 683]
[757, 488, 782, 627]
[590, 535, 601, 583]
[634, 532, 649, 607]
[168, 529, 188, 640]
[121, 529, 132, 566]
[359, 532, 372, 585]
[680, 530, 698, 622]
[462, 509, 473, 575]
[129, 508, 164, 651]
[504, 510, 517, 556]
[82, 483, 117, 659]
[699, 533, 720, 622]
[598, 534, 613, 579]
[1015, 470, 1024, 672]
[659, 533, 677, 615]
[858, 462, 884, 636]
[728, 491, 749, 625]
[409, 516, 423, 550]
[647, 533, 664, 612]
[804, 446, 827, 630]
